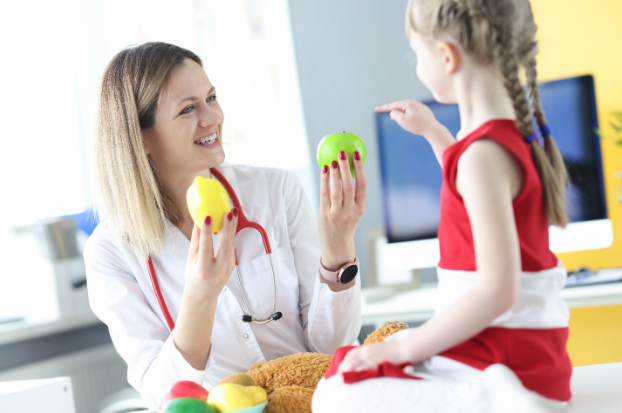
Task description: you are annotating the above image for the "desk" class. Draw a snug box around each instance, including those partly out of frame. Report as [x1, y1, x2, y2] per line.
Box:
[362, 282, 622, 366]
[362, 282, 622, 328]
[570, 362, 622, 412]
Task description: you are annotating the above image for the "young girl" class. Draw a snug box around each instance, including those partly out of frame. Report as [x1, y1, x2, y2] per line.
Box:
[313, 0, 572, 410]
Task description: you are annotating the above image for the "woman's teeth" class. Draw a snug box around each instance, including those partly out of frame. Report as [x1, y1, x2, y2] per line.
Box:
[196, 133, 217, 145]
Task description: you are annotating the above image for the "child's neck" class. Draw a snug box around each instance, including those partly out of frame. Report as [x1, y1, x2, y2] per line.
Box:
[454, 65, 517, 140]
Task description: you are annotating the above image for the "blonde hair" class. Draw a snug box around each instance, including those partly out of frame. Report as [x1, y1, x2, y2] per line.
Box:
[95, 42, 203, 256]
[406, 0, 568, 227]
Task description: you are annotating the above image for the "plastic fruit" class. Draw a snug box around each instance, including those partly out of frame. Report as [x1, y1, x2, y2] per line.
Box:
[316, 131, 367, 177]
[207, 383, 267, 412]
[216, 373, 255, 387]
[160, 397, 217, 413]
[160, 381, 209, 409]
[187, 176, 231, 233]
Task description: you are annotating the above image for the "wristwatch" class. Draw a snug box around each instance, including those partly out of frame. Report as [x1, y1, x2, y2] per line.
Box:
[319, 256, 359, 284]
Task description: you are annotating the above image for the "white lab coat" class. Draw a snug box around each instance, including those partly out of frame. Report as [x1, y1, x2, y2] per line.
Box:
[83, 162, 362, 408]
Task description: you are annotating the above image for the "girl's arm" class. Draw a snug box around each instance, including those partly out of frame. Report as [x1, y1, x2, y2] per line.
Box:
[375, 100, 455, 167]
[338, 139, 523, 372]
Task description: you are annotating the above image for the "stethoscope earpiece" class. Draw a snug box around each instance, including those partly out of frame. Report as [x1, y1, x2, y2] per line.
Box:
[272, 312, 282, 321]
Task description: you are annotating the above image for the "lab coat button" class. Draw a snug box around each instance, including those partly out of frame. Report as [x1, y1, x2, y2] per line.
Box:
[243, 333, 249, 339]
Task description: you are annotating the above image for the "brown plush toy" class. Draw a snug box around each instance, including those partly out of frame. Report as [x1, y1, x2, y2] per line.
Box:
[216, 321, 409, 413]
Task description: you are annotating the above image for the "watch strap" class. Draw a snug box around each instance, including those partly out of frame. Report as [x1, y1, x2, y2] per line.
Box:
[319, 256, 359, 283]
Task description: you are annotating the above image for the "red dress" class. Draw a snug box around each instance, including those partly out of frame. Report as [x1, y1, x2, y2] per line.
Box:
[323, 119, 572, 402]
[436, 119, 572, 401]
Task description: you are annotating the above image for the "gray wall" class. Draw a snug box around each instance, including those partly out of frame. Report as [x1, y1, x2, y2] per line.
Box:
[288, 0, 433, 284]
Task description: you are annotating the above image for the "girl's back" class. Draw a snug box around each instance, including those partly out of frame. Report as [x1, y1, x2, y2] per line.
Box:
[437, 118, 571, 401]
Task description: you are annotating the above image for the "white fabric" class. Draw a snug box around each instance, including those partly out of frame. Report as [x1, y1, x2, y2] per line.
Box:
[312, 364, 568, 413]
[384, 328, 483, 383]
[436, 262, 570, 328]
[84, 163, 361, 408]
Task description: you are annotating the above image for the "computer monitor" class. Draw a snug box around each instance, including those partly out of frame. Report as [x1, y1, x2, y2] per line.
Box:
[377, 74, 614, 271]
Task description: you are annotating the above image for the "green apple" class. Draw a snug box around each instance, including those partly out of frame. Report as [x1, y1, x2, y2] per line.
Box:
[160, 397, 216, 413]
[316, 131, 367, 178]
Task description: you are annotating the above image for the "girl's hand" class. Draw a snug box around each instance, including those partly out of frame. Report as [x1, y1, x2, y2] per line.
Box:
[184, 209, 238, 300]
[376, 99, 455, 167]
[318, 150, 367, 271]
[375, 99, 442, 138]
[337, 341, 410, 374]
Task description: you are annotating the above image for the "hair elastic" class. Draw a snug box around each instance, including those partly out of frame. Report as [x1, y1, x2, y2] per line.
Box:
[539, 124, 551, 139]
[524, 132, 537, 144]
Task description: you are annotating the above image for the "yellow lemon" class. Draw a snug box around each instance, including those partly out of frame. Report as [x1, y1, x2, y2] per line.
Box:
[186, 176, 231, 233]
[207, 384, 267, 412]
[247, 386, 267, 405]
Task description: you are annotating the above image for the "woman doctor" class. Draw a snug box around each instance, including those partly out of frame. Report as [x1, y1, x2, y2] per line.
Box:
[83, 42, 366, 408]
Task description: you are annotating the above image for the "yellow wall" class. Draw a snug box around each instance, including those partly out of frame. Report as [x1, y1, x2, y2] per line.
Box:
[532, 0, 622, 366]
[532, 0, 622, 272]
[567, 304, 622, 366]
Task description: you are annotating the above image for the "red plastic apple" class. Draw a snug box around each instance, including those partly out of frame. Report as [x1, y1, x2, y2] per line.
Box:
[160, 381, 209, 409]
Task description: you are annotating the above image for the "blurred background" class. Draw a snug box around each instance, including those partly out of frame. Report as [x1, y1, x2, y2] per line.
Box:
[1, 1, 621, 412]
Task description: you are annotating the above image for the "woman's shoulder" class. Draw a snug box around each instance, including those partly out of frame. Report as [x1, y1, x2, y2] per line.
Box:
[83, 220, 127, 262]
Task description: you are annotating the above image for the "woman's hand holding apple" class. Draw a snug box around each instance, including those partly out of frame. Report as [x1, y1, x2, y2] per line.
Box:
[316, 133, 367, 274]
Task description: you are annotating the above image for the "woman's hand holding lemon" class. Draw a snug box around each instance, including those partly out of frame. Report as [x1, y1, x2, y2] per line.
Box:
[185, 177, 238, 301]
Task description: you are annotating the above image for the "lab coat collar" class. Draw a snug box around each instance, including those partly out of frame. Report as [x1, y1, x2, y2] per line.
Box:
[160, 162, 240, 263]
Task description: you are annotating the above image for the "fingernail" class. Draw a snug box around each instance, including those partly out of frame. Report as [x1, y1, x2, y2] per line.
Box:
[354, 151, 361, 161]
[331, 160, 338, 169]
[227, 212, 233, 221]
[204, 216, 212, 226]
[232, 208, 238, 217]
[339, 151, 347, 160]
[322, 165, 328, 174]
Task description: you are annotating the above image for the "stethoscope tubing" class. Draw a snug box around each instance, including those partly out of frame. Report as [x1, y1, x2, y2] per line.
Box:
[146, 167, 281, 332]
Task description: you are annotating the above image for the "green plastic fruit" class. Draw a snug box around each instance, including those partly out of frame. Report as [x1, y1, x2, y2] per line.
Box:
[316, 131, 367, 177]
[187, 176, 232, 233]
[160, 397, 217, 413]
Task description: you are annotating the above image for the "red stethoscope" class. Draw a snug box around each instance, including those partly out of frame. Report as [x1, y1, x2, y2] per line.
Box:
[146, 167, 282, 331]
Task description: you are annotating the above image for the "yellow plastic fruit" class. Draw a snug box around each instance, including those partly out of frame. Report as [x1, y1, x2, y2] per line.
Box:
[216, 373, 255, 387]
[207, 383, 267, 412]
[186, 176, 232, 233]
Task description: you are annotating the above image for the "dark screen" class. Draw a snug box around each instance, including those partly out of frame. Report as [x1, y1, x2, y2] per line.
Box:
[377, 75, 606, 244]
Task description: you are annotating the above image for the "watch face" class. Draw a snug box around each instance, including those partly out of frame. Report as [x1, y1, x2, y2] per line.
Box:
[340, 265, 358, 284]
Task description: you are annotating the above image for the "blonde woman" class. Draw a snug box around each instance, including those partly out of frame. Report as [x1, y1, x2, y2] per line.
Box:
[314, 0, 571, 411]
[84, 42, 365, 408]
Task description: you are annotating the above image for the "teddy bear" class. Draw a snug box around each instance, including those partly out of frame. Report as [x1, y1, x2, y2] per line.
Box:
[217, 321, 409, 413]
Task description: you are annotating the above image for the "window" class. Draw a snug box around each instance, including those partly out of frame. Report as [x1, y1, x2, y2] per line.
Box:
[0, 0, 312, 321]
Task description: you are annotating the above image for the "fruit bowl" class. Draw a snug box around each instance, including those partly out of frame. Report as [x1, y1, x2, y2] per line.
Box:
[231, 401, 268, 413]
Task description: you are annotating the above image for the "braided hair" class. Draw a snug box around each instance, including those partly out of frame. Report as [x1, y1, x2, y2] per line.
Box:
[406, 0, 568, 227]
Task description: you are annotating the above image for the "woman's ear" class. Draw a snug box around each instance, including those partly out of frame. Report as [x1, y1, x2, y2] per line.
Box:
[437, 41, 461, 75]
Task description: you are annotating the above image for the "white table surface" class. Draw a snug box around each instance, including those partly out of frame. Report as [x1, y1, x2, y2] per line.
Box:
[570, 362, 622, 412]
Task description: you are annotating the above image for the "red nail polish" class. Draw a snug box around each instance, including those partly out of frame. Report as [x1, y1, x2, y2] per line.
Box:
[339, 151, 347, 160]
[331, 160, 338, 169]
[354, 151, 361, 161]
[322, 165, 328, 174]
[204, 216, 212, 226]
[227, 212, 233, 221]
[232, 208, 238, 217]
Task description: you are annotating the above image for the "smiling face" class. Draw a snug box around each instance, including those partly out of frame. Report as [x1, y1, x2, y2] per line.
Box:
[142, 59, 225, 178]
